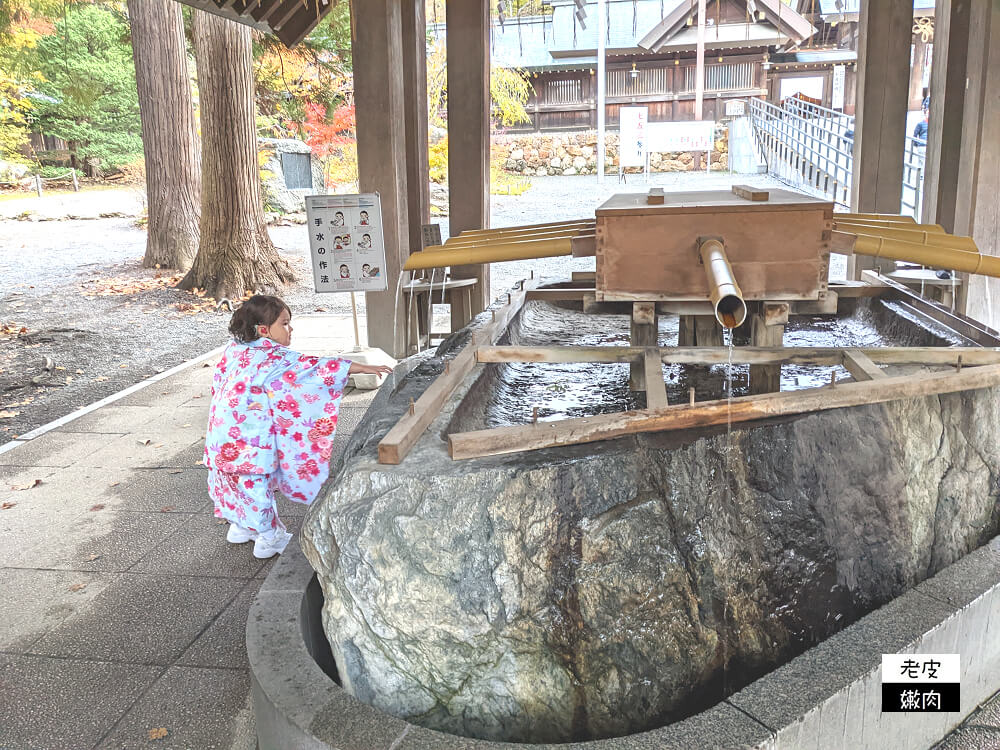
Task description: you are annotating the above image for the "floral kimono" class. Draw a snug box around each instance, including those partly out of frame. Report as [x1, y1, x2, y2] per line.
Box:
[204, 337, 350, 534]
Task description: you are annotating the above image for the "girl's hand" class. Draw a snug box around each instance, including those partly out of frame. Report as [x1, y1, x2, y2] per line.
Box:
[348, 362, 394, 378]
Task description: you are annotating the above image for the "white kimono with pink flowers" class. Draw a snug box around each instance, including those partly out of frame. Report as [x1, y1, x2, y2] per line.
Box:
[204, 337, 350, 533]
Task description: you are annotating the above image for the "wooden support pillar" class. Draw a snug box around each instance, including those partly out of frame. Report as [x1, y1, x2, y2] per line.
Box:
[401, 0, 430, 257]
[923, 0, 971, 235]
[353, 0, 409, 357]
[630, 302, 657, 390]
[749, 310, 784, 394]
[953, 0, 1000, 328]
[849, 0, 914, 279]
[907, 36, 930, 112]
[678, 315, 723, 347]
[446, 0, 490, 316]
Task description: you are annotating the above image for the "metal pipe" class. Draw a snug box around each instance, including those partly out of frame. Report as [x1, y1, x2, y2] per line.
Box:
[844, 233, 1000, 277]
[404, 237, 574, 271]
[698, 238, 747, 329]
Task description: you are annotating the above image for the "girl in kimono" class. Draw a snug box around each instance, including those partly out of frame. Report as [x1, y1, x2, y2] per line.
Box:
[205, 295, 392, 558]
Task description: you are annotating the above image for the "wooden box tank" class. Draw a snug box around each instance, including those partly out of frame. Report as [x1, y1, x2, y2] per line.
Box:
[594, 188, 834, 303]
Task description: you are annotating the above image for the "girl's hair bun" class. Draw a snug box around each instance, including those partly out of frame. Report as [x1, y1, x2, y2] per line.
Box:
[229, 295, 290, 342]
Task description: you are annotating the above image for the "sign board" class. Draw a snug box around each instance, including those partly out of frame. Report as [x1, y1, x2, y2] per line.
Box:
[725, 100, 746, 117]
[645, 120, 716, 153]
[421, 223, 442, 249]
[881, 654, 960, 712]
[305, 193, 388, 293]
[832, 64, 846, 111]
[618, 106, 649, 168]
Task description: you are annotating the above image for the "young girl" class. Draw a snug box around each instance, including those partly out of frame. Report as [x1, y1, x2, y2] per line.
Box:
[204, 295, 392, 558]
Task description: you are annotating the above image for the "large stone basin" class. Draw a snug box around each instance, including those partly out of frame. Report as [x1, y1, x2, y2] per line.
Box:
[300, 292, 1000, 743]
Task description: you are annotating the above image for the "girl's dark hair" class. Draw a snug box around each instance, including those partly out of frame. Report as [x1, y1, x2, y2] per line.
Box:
[229, 295, 290, 342]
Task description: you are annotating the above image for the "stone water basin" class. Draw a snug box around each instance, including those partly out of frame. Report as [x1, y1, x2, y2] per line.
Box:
[301, 287, 1000, 743]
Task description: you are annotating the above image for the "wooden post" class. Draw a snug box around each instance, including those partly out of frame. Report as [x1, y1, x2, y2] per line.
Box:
[401, 0, 430, 261]
[630, 302, 657, 390]
[749, 310, 783, 394]
[34, 174, 42, 197]
[446, 0, 490, 317]
[952, 0, 1000, 328]
[849, 0, 914, 279]
[924, 0, 971, 236]
[353, 0, 409, 357]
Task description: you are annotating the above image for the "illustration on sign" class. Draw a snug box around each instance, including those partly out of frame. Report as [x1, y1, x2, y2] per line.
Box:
[305, 194, 389, 294]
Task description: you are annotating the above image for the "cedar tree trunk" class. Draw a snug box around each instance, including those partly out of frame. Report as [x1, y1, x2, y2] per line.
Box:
[128, 0, 201, 271]
[181, 10, 294, 299]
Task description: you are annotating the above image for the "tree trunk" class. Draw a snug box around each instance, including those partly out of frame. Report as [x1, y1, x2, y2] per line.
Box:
[181, 10, 294, 300]
[128, 0, 201, 271]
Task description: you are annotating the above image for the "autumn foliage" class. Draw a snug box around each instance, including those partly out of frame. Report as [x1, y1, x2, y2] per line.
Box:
[288, 101, 358, 189]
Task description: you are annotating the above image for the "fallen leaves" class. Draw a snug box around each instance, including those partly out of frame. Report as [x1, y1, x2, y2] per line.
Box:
[160, 506, 175, 512]
[68, 582, 87, 592]
[85, 553, 101, 562]
[147, 728, 169, 741]
[10, 478, 42, 491]
[0, 323, 28, 338]
[0, 411, 19, 419]
[89, 504, 105, 512]
[1, 501, 16, 510]
[138, 439, 151, 446]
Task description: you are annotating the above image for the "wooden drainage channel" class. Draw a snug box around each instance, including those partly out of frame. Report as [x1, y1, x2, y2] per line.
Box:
[377, 281, 1000, 464]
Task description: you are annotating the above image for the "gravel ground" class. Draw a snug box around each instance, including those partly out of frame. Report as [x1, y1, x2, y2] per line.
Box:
[0, 171, 820, 445]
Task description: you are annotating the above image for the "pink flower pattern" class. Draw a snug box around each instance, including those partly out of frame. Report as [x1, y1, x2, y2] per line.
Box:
[204, 337, 350, 531]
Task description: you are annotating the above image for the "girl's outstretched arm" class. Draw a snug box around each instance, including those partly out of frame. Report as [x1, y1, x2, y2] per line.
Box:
[348, 362, 394, 378]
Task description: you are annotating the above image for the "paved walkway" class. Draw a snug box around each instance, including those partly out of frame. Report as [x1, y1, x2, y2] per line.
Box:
[0, 315, 375, 750]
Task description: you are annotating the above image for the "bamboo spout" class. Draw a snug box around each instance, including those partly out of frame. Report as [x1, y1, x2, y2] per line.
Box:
[699, 238, 747, 329]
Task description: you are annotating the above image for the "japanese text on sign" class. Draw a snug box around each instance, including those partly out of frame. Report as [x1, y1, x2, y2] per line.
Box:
[305, 194, 388, 294]
[619, 106, 648, 168]
[881, 654, 960, 712]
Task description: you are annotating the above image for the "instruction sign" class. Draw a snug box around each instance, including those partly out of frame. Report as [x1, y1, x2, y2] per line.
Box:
[619, 106, 649, 168]
[882, 654, 960, 712]
[305, 193, 388, 293]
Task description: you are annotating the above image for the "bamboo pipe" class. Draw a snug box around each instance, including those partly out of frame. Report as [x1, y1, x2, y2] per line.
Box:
[842, 232, 1000, 277]
[404, 237, 575, 270]
[439, 225, 595, 248]
[698, 238, 747, 329]
[838, 212, 918, 223]
[452, 219, 594, 238]
[833, 224, 979, 252]
[835, 218, 946, 233]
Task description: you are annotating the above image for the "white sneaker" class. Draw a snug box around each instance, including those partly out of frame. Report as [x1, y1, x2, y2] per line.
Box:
[226, 523, 257, 544]
[253, 529, 293, 559]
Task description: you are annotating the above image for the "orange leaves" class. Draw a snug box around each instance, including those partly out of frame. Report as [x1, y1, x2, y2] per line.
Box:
[147, 728, 169, 740]
[79, 272, 222, 315]
[0, 323, 28, 338]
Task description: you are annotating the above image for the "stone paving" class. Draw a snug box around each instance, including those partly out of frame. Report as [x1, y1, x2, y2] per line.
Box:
[0, 314, 374, 749]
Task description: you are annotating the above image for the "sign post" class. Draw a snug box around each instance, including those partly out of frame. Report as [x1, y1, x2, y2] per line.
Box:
[305, 193, 389, 349]
[832, 64, 846, 111]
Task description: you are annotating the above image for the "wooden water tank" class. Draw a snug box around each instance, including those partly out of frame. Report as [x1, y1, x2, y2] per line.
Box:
[595, 188, 833, 303]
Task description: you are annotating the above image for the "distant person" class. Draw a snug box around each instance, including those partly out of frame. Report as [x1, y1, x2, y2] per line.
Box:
[913, 106, 929, 145]
[204, 296, 391, 558]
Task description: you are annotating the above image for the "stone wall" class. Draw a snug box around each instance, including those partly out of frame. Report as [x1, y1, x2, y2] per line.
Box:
[493, 128, 729, 176]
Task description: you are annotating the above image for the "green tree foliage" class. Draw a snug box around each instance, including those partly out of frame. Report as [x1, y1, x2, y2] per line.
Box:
[32, 4, 142, 169]
[253, 2, 353, 138]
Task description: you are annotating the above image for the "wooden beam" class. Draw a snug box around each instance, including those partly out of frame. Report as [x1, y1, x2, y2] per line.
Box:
[524, 288, 594, 302]
[828, 281, 886, 298]
[378, 281, 534, 464]
[572, 271, 596, 282]
[842, 348, 887, 381]
[644, 350, 669, 408]
[474, 345, 1000, 367]
[447, 363, 1000, 460]
[571, 234, 597, 257]
[732, 185, 770, 202]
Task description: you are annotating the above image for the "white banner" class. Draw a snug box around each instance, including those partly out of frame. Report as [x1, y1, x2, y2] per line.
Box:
[646, 120, 716, 153]
[305, 193, 388, 294]
[832, 64, 846, 110]
[618, 106, 648, 168]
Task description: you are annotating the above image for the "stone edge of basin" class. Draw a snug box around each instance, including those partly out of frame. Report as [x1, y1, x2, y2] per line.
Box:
[248, 536, 1000, 750]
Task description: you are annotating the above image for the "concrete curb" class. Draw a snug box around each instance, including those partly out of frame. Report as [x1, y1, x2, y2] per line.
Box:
[248, 537, 1000, 750]
[0, 345, 226, 457]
